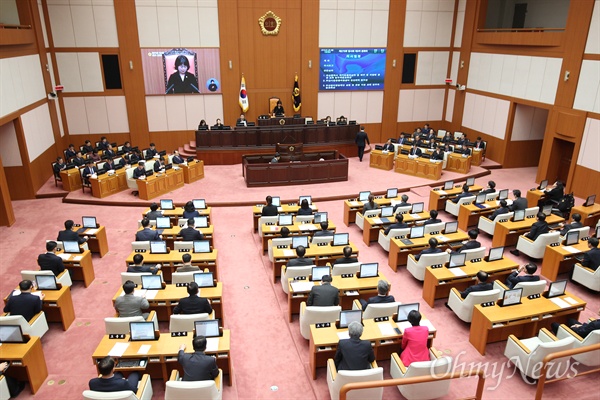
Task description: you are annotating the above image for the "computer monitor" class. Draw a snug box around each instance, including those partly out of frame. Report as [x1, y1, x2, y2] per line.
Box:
[475, 193, 486, 204]
[193, 272, 215, 288]
[129, 321, 156, 341]
[35, 275, 57, 290]
[386, 188, 398, 198]
[542, 205, 552, 216]
[82, 216, 97, 228]
[0, 325, 25, 343]
[565, 230, 579, 246]
[380, 206, 394, 218]
[502, 288, 523, 306]
[155, 216, 171, 229]
[292, 236, 309, 249]
[539, 180, 548, 190]
[466, 177, 475, 186]
[498, 189, 509, 201]
[584, 194, 596, 207]
[488, 247, 504, 262]
[448, 253, 466, 268]
[195, 320, 220, 337]
[141, 275, 162, 290]
[271, 196, 281, 207]
[513, 209, 525, 222]
[358, 191, 371, 202]
[410, 225, 425, 239]
[332, 233, 349, 247]
[359, 263, 378, 278]
[193, 199, 206, 209]
[193, 240, 211, 253]
[314, 212, 328, 224]
[311, 266, 330, 282]
[443, 181, 454, 190]
[547, 280, 567, 298]
[411, 202, 424, 214]
[299, 195, 312, 205]
[150, 241, 168, 254]
[63, 241, 81, 254]
[278, 214, 293, 226]
[145, 170, 154, 177]
[194, 216, 208, 228]
[338, 310, 362, 329]
[160, 199, 174, 210]
[396, 303, 420, 322]
[444, 221, 458, 234]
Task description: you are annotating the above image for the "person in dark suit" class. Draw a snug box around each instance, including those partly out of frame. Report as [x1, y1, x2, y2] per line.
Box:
[551, 311, 600, 338]
[3, 280, 43, 321]
[460, 271, 493, 298]
[127, 150, 141, 165]
[287, 246, 313, 267]
[177, 336, 219, 381]
[236, 114, 248, 126]
[392, 195, 411, 212]
[415, 238, 443, 261]
[581, 237, 600, 271]
[334, 321, 375, 370]
[473, 137, 485, 150]
[72, 151, 86, 167]
[431, 147, 444, 161]
[97, 137, 109, 151]
[145, 203, 162, 221]
[101, 156, 115, 172]
[307, 275, 339, 306]
[450, 229, 481, 254]
[479, 181, 496, 195]
[422, 210, 442, 226]
[122, 141, 133, 153]
[452, 185, 472, 203]
[89, 356, 140, 392]
[104, 144, 116, 158]
[456, 133, 468, 147]
[397, 133, 408, 146]
[362, 194, 378, 213]
[408, 143, 422, 157]
[179, 218, 204, 241]
[166, 55, 199, 94]
[53, 156, 66, 179]
[153, 156, 166, 173]
[176, 253, 201, 273]
[172, 150, 185, 164]
[82, 160, 97, 184]
[297, 199, 313, 216]
[384, 213, 408, 235]
[355, 127, 370, 162]
[132, 162, 147, 179]
[359, 280, 394, 309]
[135, 218, 162, 241]
[544, 181, 564, 205]
[182, 201, 201, 219]
[57, 219, 88, 244]
[173, 282, 213, 315]
[382, 139, 395, 152]
[272, 100, 285, 116]
[489, 200, 509, 221]
[511, 213, 549, 257]
[82, 140, 94, 154]
[146, 143, 158, 159]
[313, 221, 334, 237]
[37, 241, 65, 276]
[460, 146, 472, 156]
[442, 131, 453, 144]
[557, 213, 583, 236]
[333, 246, 358, 265]
[505, 263, 540, 289]
[65, 144, 77, 160]
[261, 196, 279, 216]
[509, 189, 527, 211]
[127, 254, 161, 274]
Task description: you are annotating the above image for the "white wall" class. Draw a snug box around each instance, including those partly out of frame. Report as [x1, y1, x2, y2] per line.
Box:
[319, 0, 389, 47]
[511, 105, 548, 141]
[397, 89, 445, 122]
[445, 89, 455, 122]
[415, 52, 450, 85]
[146, 95, 223, 132]
[317, 92, 383, 123]
[0, 55, 47, 119]
[0, 122, 22, 167]
[404, 0, 454, 47]
[63, 96, 129, 134]
[47, 54, 64, 137]
[55, 52, 104, 93]
[574, 60, 600, 114]
[454, 0, 466, 47]
[21, 104, 55, 161]
[585, 0, 600, 54]
[462, 93, 509, 139]
[577, 118, 600, 172]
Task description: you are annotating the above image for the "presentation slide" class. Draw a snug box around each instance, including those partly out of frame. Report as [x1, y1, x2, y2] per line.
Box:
[140, 48, 221, 95]
[319, 48, 386, 91]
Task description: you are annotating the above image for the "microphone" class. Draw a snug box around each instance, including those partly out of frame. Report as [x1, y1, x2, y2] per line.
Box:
[165, 84, 175, 94]
[190, 84, 200, 93]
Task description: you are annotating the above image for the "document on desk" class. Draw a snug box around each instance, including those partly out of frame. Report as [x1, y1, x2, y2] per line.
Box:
[206, 337, 219, 352]
[86, 229, 99, 235]
[421, 319, 436, 332]
[269, 226, 279, 232]
[550, 298, 570, 309]
[561, 246, 580, 254]
[350, 201, 361, 207]
[108, 342, 130, 357]
[72, 255, 83, 261]
[337, 332, 350, 340]
[372, 218, 383, 225]
[449, 268, 467, 277]
[299, 225, 317, 231]
[137, 345, 151, 355]
[290, 281, 314, 293]
[378, 323, 396, 337]
[144, 290, 158, 300]
[283, 249, 295, 257]
[436, 235, 449, 242]
[409, 213, 421, 219]
[563, 297, 578, 305]
[57, 253, 71, 260]
[437, 190, 447, 195]
[133, 289, 147, 297]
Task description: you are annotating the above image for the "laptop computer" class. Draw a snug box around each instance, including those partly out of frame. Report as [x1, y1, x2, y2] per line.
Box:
[332, 233, 349, 247]
[358, 262, 378, 278]
[193, 240, 211, 253]
[292, 236, 309, 249]
[448, 253, 466, 268]
[149, 241, 168, 254]
[194, 272, 215, 288]
[314, 212, 328, 224]
[195, 320, 221, 337]
[500, 287, 522, 307]
[487, 247, 504, 262]
[0, 325, 26, 343]
[63, 241, 81, 254]
[155, 216, 171, 229]
[545, 280, 567, 298]
[411, 202, 424, 214]
[194, 216, 208, 228]
[338, 310, 362, 329]
[278, 214, 293, 226]
[396, 303, 420, 322]
[141, 275, 163, 290]
[193, 199, 207, 209]
[311, 266, 330, 282]
[129, 321, 156, 341]
[160, 199, 174, 210]
[35, 275, 58, 290]
[358, 191, 371, 202]
[82, 216, 98, 229]
[386, 188, 398, 198]
[444, 221, 458, 234]
[380, 206, 394, 222]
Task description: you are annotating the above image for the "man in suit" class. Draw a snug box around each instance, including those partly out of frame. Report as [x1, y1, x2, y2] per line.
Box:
[480, 180, 496, 195]
[3, 280, 43, 321]
[313, 221, 334, 237]
[460, 146, 472, 156]
[581, 237, 600, 271]
[153, 155, 166, 173]
[354, 127, 370, 162]
[146, 143, 158, 159]
[509, 189, 527, 211]
[397, 133, 408, 145]
[334, 321, 375, 370]
[37, 241, 65, 276]
[127, 254, 161, 274]
[460, 271, 493, 299]
[65, 144, 77, 159]
[53, 156, 66, 178]
[415, 238, 443, 261]
[133, 161, 147, 179]
[362, 194, 378, 213]
[172, 150, 185, 164]
[287, 245, 313, 267]
[359, 280, 395, 309]
[177, 336, 219, 381]
[236, 114, 248, 126]
[97, 136, 109, 151]
[452, 184, 472, 203]
[457, 133, 468, 147]
[557, 213, 583, 236]
[384, 213, 408, 235]
[408, 143, 422, 157]
[511, 213, 549, 256]
[135, 218, 162, 241]
[551, 310, 600, 338]
[307, 275, 339, 306]
[422, 210, 442, 226]
[392, 194, 411, 212]
[261, 196, 279, 216]
[57, 219, 88, 244]
[82, 140, 94, 154]
[544, 180, 564, 204]
[145, 203, 162, 220]
[176, 253, 200, 272]
[505, 263, 540, 289]
[82, 160, 97, 184]
[173, 282, 213, 315]
[101, 156, 115, 172]
[122, 141, 133, 153]
[449, 229, 481, 254]
[382, 139, 395, 152]
[104, 144, 116, 158]
[333, 246, 358, 265]
[179, 218, 204, 241]
[473, 137, 485, 150]
[72, 151, 86, 167]
[114, 280, 149, 318]
[489, 200, 509, 221]
[89, 356, 140, 392]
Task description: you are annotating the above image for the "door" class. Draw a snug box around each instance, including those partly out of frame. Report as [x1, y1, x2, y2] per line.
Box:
[512, 3, 527, 29]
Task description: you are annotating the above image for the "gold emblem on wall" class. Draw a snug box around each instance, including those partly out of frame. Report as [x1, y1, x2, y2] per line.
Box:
[259, 11, 281, 36]
[279, 118, 285, 125]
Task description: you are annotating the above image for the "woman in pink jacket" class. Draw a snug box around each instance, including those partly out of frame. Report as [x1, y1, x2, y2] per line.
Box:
[400, 310, 430, 366]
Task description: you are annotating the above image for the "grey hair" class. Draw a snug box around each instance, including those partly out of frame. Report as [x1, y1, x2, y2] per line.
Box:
[348, 321, 363, 338]
[401, 194, 409, 202]
[377, 280, 390, 295]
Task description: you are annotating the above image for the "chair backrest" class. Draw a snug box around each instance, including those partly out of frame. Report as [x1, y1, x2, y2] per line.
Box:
[131, 241, 151, 251]
[391, 205, 411, 214]
[463, 290, 499, 308]
[144, 160, 155, 171]
[331, 262, 361, 276]
[485, 192, 499, 201]
[176, 218, 188, 227]
[174, 241, 194, 251]
[400, 354, 453, 400]
[457, 195, 476, 206]
[281, 266, 313, 294]
[0, 315, 30, 333]
[82, 390, 138, 400]
[296, 215, 314, 223]
[529, 337, 575, 366]
[460, 247, 486, 261]
[533, 231, 560, 245]
[311, 236, 333, 244]
[333, 368, 384, 400]
[121, 272, 152, 285]
[363, 209, 381, 218]
[165, 379, 220, 400]
[387, 228, 410, 239]
[20, 269, 72, 287]
[514, 280, 547, 297]
[171, 271, 197, 284]
[259, 216, 278, 226]
[104, 316, 144, 335]
[169, 313, 210, 332]
[301, 305, 341, 332]
[271, 238, 292, 247]
[363, 302, 403, 319]
[493, 212, 513, 222]
[424, 222, 444, 234]
[125, 167, 135, 180]
[416, 252, 450, 267]
[569, 329, 600, 366]
[525, 206, 539, 218]
[565, 226, 590, 239]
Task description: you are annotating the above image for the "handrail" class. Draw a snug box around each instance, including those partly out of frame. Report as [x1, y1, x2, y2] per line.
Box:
[535, 342, 600, 400]
[0, 24, 32, 30]
[477, 27, 565, 33]
[339, 369, 485, 400]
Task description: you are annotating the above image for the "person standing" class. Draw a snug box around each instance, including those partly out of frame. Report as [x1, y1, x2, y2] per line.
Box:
[355, 127, 370, 162]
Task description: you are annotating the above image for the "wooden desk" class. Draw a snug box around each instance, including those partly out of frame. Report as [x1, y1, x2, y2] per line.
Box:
[153, 225, 214, 249]
[394, 154, 442, 180]
[143, 207, 212, 225]
[90, 169, 128, 198]
[59, 168, 82, 191]
[362, 211, 429, 246]
[388, 231, 469, 271]
[541, 241, 589, 281]
[260, 221, 336, 252]
[252, 203, 318, 232]
[491, 214, 564, 248]
[471, 148, 483, 166]
[0, 336, 48, 394]
[309, 318, 436, 379]
[58, 250, 95, 287]
[422, 258, 518, 307]
[526, 189, 545, 208]
[342, 196, 398, 226]
[113, 283, 223, 323]
[457, 200, 499, 231]
[92, 331, 233, 386]
[181, 160, 204, 183]
[137, 169, 185, 200]
[3, 286, 76, 331]
[369, 150, 394, 170]
[125, 250, 218, 282]
[571, 203, 600, 228]
[445, 154, 471, 174]
[81, 225, 109, 257]
[470, 293, 586, 355]
[428, 185, 483, 211]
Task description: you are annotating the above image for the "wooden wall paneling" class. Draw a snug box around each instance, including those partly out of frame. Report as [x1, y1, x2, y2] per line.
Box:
[300, 0, 319, 122]
[504, 139, 543, 168]
[460, 128, 505, 165]
[29, 145, 59, 191]
[218, 0, 241, 125]
[8, 118, 35, 199]
[571, 165, 600, 199]
[0, 155, 16, 226]
[149, 131, 196, 153]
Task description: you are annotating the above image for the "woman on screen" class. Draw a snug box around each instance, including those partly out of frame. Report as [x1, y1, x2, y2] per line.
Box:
[166, 55, 200, 94]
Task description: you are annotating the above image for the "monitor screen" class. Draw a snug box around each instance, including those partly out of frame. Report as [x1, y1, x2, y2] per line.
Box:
[502, 288, 523, 306]
[475, 193, 486, 204]
[359, 263, 378, 278]
[585, 194, 596, 206]
[488, 247, 504, 262]
[150, 241, 168, 254]
[380, 206, 394, 218]
[311, 266, 330, 282]
[338, 310, 362, 329]
[448, 253, 466, 268]
[193, 199, 206, 209]
[271, 196, 281, 207]
[386, 188, 398, 198]
[411, 202, 424, 214]
[444, 221, 458, 234]
[35, 275, 57, 290]
[194, 272, 214, 288]
[63, 241, 80, 254]
[466, 177, 475, 186]
[513, 209, 525, 222]
[498, 189, 509, 200]
[141, 275, 162, 290]
[358, 191, 371, 202]
[299, 195, 312, 205]
[0, 325, 25, 343]
[195, 320, 220, 337]
[156, 216, 171, 229]
[539, 180, 548, 190]
[160, 199, 174, 210]
[443, 181, 454, 190]
[292, 236, 309, 249]
[547, 280, 567, 298]
[396, 303, 420, 322]
[565, 230, 579, 246]
[320, 48, 386, 91]
[82, 216, 97, 228]
[333, 233, 349, 247]
[410, 225, 425, 239]
[278, 214, 293, 226]
[193, 240, 211, 253]
[194, 216, 208, 228]
[129, 321, 155, 341]
[542, 205, 552, 216]
[314, 212, 328, 224]
[145, 170, 153, 177]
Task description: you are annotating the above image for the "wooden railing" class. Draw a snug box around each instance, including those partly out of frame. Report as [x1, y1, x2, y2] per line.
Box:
[477, 27, 565, 33]
[0, 24, 32, 30]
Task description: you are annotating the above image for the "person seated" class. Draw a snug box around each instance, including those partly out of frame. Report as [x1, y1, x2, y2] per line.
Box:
[460, 146, 472, 156]
[384, 213, 408, 235]
[426, 138, 438, 149]
[400, 310, 430, 367]
[135, 218, 162, 241]
[557, 213, 583, 236]
[122, 141, 133, 153]
[114, 280, 149, 318]
[336, 115, 347, 125]
[82, 140, 94, 154]
[544, 180, 564, 205]
[82, 160, 98, 184]
[392, 194, 411, 212]
[171, 150, 185, 165]
[334, 321, 375, 370]
[314, 221, 334, 237]
[456, 133, 468, 147]
[127, 254, 161, 274]
[97, 136, 109, 151]
[212, 118, 224, 130]
[426, 130, 436, 141]
[510, 213, 549, 256]
[273, 100, 285, 116]
[415, 238, 443, 261]
[145, 202, 162, 220]
[65, 144, 77, 159]
[413, 128, 422, 140]
[509, 189, 527, 211]
[72, 151, 86, 167]
[198, 119, 208, 129]
[442, 131, 453, 144]
[104, 144, 116, 158]
[333, 246, 358, 265]
[287, 245, 313, 267]
[176, 253, 201, 272]
[53, 156, 66, 178]
[359, 280, 394, 309]
[279, 227, 290, 238]
[422, 210, 442, 226]
[479, 180, 496, 195]
[57, 219, 88, 244]
[307, 274, 339, 306]
[297, 199, 312, 216]
[145, 143, 158, 159]
[153, 155, 166, 173]
[430, 146, 444, 161]
[489, 200, 509, 221]
[397, 133, 408, 145]
[133, 162, 147, 179]
[236, 114, 247, 126]
[270, 153, 281, 163]
[3, 280, 43, 321]
[448, 229, 481, 254]
[173, 282, 213, 315]
[37, 241, 66, 276]
[452, 184, 471, 203]
[89, 356, 140, 393]
[261, 196, 279, 216]
[459, 270, 492, 299]
[551, 311, 600, 338]
[362, 194, 378, 213]
[505, 263, 540, 289]
[177, 336, 219, 381]
[473, 137, 485, 150]
[581, 237, 600, 271]
[0, 362, 25, 398]
[128, 150, 142, 165]
[182, 201, 201, 219]
[382, 139, 395, 152]
[408, 143, 422, 157]
[101, 156, 115, 172]
[179, 218, 204, 241]
[323, 115, 333, 126]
